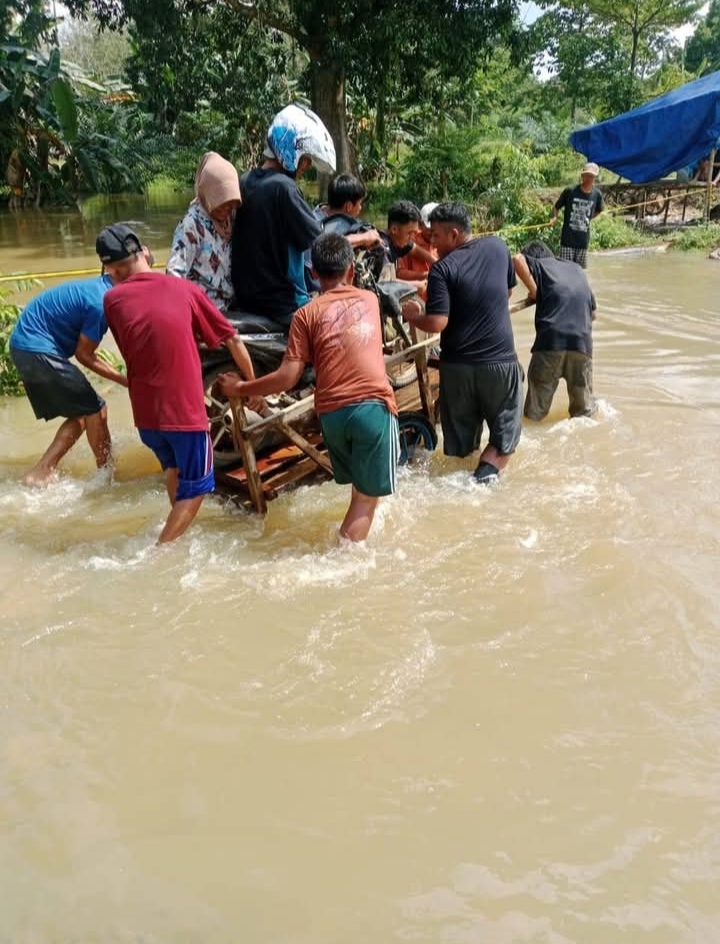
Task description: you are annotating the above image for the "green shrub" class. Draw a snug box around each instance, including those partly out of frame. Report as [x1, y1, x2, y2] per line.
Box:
[0, 287, 26, 396]
[589, 214, 656, 249]
[667, 223, 720, 252]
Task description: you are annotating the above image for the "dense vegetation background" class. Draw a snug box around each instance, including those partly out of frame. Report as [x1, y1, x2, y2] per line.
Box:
[1, 0, 718, 238]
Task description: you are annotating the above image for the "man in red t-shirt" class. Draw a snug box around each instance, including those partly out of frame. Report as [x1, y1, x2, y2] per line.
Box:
[218, 232, 398, 542]
[97, 223, 257, 543]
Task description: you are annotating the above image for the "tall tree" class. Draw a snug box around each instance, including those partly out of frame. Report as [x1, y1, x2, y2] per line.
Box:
[583, 0, 701, 107]
[685, 0, 720, 74]
[64, 0, 519, 173]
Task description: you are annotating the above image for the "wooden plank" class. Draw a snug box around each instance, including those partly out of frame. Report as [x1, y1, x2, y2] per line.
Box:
[276, 420, 334, 473]
[263, 455, 332, 492]
[384, 334, 440, 368]
[242, 393, 316, 436]
[230, 398, 267, 515]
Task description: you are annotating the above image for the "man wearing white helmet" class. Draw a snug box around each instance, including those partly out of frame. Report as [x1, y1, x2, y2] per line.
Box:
[230, 103, 336, 327]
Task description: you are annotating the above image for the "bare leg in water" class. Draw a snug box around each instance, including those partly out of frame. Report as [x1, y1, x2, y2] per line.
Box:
[23, 406, 112, 487]
[339, 487, 380, 543]
[474, 444, 511, 483]
[157, 467, 205, 544]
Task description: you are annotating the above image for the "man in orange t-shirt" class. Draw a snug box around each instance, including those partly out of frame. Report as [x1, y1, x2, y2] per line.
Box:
[396, 201, 438, 286]
[218, 232, 399, 542]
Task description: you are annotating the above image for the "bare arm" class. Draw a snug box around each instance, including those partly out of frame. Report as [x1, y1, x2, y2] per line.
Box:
[217, 357, 305, 399]
[402, 306, 448, 334]
[346, 229, 382, 249]
[224, 334, 256, 380]
[512, 253, 537, 300]
[409, 242, 435, 265]
[75, 334, 128, 387]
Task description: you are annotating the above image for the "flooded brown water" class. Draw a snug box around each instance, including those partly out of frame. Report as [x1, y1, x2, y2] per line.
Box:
[1, 201, 720, 943]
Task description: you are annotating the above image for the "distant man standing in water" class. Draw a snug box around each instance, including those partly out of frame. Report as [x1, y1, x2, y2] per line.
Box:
[98, 223, 257, 544]
[552, 162, 604, 269]
[403, 202, 523, 485]
[513, 241, 597, 420]
[9, 273, 128, 486]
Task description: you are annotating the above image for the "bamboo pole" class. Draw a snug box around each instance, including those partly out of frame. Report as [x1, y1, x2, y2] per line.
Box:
[705, 147, 716, 221]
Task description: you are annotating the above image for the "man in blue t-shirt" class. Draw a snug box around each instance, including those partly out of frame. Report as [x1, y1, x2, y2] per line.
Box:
[402, 202, 523, 484]
[10, 252, 130, 486]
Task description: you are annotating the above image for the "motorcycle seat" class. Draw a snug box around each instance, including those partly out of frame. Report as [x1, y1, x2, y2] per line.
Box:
[227, 311, 288, 334]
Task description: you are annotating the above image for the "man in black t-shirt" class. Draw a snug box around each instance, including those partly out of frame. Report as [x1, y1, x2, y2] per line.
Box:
[403, 202, 523, 484]
[230, 103, 335, 327]
[513, 241, 597, 420]
[552, 162, 604, 269]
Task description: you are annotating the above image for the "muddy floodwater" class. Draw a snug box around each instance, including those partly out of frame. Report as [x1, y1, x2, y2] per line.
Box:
[1, 200, 720, 943]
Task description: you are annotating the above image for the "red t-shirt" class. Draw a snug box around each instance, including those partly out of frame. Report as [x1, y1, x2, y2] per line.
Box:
[104, 272, 235, 431]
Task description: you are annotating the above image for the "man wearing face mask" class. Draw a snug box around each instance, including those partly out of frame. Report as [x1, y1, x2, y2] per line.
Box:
[230, 104, 336, 327]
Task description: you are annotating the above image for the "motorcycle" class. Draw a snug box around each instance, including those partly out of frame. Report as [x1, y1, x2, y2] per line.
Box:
[202, 247, 429, 468]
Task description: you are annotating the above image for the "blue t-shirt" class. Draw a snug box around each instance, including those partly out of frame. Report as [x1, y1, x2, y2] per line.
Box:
[10, 275, 112, 359]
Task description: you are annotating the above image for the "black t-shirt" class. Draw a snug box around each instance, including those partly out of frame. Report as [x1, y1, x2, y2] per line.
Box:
[525, 255, 596, 355]
[426, 235, 517, 365]
[380, 231, 413, 265]
[231, 168, 322, 320]
[555, 185, 604, 250]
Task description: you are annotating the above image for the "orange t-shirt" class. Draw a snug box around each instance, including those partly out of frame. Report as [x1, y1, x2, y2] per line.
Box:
[397, 231, 437, 277]
[286, 285, 397, 417]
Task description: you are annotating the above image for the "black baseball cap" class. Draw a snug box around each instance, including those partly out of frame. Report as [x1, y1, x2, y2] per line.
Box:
[96, 223, 143, 263]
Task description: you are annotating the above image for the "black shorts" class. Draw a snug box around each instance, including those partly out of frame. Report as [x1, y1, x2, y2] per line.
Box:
[10, 348, 105, 421]
[439, 359, 524, 458]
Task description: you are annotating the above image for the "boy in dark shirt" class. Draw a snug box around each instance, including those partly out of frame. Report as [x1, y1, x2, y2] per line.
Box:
[551, 162, 604, 269]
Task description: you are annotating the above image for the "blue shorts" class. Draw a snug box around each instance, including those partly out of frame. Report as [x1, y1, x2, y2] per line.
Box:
[138, 429, 214, 501]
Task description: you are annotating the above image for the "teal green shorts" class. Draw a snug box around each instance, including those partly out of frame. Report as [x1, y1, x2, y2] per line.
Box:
[319, 401, 399, 497]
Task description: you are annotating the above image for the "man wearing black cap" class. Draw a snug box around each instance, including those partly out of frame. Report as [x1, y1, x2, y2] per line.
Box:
[97, 222, 257, 544]
[9, 258, 129, 486]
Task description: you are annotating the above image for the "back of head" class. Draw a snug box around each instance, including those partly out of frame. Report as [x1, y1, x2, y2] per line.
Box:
[521, 240, 556, 260]
[194, 151, 240, 213]
[264, 103, 336, 176]
[311, 232, 354, 278]
[429, 202, 472, 235]
[96, 223, 144, 265]
[327, 174, 366, 210]
[387, 200, 421, 227]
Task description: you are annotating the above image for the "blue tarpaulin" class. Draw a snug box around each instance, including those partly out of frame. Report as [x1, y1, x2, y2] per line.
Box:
[569, 71, 720, 183]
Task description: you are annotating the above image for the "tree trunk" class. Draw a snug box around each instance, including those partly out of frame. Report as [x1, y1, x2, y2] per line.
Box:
[310, 53, 355, 198]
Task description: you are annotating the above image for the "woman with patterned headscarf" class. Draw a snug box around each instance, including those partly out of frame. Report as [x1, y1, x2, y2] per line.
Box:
[166, 151, 241, 313]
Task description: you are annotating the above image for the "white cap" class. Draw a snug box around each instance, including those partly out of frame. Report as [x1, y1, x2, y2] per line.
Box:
[420, 202, 439, 226]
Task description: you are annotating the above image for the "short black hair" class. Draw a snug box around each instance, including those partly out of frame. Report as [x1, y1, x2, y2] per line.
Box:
[327, 174, 367, 210]
[428, 203, 472, 235]
[311, 232, 354, 276]
[521, 240, 555, 259]
[387, 200, 421, 226]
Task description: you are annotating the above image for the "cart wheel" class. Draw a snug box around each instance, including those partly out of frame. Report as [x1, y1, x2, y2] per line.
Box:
[203, 362, 246, 468]
[398, 411, 437, 464]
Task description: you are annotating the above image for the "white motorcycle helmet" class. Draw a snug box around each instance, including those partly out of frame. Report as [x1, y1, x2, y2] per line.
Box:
[264, 103, 336, 176]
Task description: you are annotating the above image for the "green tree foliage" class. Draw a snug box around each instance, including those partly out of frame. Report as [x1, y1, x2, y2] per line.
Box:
[64, 0, 519, 174]
[533, 0, 702, 115]
[58, 13, 131, 80]
[685, 0, 720, 74]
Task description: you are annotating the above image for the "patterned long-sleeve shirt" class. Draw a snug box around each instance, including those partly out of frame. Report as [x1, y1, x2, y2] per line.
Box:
[166, 202, 234, 313]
